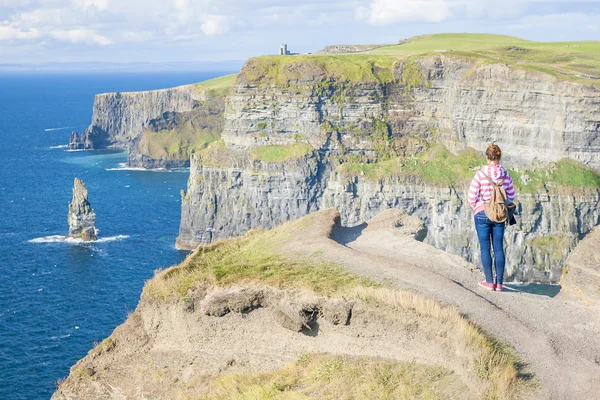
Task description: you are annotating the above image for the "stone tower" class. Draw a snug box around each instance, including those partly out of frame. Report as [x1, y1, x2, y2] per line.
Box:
[279, 44, 289, 56]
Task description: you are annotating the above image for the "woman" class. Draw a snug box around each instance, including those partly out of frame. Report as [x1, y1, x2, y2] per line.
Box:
[468, 144, 516, 292]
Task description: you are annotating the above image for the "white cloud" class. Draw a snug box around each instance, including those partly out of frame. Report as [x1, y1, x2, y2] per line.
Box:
[357, 0, 452, 24]
[0, 25, 40, 39]
[50, 29, 111, 45]
[509, 12, 600, 32]
[73, 0, 110, 11]
[200, 15, 231, 36]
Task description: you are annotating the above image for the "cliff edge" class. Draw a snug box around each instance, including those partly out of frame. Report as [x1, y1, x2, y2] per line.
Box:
[52, 209, 600, 399]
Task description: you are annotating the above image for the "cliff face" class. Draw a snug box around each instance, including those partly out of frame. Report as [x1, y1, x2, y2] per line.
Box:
[560, 226, 600, 303]
[178, 54, 600, 282]
[71, 84, 226, 168]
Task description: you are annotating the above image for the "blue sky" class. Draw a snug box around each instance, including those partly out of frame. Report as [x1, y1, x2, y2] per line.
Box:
[1, 0, 598, 64]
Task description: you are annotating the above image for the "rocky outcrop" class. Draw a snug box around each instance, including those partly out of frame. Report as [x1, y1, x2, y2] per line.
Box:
[70, 84, 226, 168]
[560, 226, 600, 303]
[68, 178, 96, 241]
[178, 55, 600, 282]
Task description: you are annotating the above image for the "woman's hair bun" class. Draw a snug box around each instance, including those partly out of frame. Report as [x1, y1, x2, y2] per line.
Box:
[486, 144, 502, 161]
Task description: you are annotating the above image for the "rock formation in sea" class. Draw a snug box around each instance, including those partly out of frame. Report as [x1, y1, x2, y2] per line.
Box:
[176, 54, 600, 283]
[68, 178, 97, 241]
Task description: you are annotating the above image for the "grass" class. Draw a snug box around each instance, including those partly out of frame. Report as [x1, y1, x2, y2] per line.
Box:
[527, 235, 572, 261]
[369, 33, 600, 87]
[339, 143, 600, 193]
[250, 143, 314, 163]
[143, 213, 527, 399]
[509, 159, 600, 194]
[194, 73, 238, 95]
[139, 126, 218, 160]
[143, 217, 371, 300]
[240, 55, 397, 85]
[240, 34, 600, 88]
[339, 144, 483, 186]
[199, 353, 463, 400]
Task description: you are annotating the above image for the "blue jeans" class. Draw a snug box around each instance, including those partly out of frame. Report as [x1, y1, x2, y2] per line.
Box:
[474, 211, 506, 284]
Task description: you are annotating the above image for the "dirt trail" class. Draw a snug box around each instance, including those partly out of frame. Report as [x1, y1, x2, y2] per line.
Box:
[286, 210, 600, 400]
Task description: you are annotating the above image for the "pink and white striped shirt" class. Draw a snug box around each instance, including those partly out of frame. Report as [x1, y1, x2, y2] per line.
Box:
[468, 164, 516, 215]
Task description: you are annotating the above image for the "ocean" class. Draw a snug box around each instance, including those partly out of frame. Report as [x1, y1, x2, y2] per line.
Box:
[0, 71, 234, 399]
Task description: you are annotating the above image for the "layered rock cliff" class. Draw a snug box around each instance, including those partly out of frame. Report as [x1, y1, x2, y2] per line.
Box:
[71, 78, 231, 168]
[178, 54, 600, 282]
[68, 178, 96, 241]
[560, 226, 600, 303]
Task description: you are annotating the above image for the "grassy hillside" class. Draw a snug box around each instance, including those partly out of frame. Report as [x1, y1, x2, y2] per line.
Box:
[372, 33, 600, 86]
[143, 212, 526, 399]
[194, 73, 238, 95]
[243, 33, 600, 87]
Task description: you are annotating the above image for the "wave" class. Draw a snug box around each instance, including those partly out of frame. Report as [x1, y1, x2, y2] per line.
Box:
[49, 144, 69, 149]
[44, 127, 72, 132]
[64, 149, 88, 152]
[29, 235, 129, 244]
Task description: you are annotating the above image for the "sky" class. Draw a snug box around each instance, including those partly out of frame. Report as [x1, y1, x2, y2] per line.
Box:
[1, 0, 599, 65]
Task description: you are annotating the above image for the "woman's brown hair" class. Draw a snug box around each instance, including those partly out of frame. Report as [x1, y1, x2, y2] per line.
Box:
[486, 144, 502, 162]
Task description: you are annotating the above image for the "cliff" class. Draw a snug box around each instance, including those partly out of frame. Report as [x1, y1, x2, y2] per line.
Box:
[178, 50, 600, 283]
[52, 211, 530, 400]
[71, 74, 236, 168]
[560, 226, 600, 303]
[52, 210, 600, 399]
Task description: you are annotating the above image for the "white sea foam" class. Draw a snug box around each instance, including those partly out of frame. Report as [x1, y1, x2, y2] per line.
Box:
[29, 235, 129, 244]
[49, 144, 69, 149]
[65, 149, 88, 152]
[44, 127, 72, 132]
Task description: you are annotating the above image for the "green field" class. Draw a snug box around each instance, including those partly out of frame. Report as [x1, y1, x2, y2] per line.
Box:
[243, 33, 600, 87]
[194, 73, 238, 95]
[372, 33, 600, 86]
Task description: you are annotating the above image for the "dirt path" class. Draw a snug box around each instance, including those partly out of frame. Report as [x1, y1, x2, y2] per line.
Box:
[286, 210, 600, 400]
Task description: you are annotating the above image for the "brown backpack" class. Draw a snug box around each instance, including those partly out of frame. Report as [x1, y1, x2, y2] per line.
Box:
[481, 170, 508, 223]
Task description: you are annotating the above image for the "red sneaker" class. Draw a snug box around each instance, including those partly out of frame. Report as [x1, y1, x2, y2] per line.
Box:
[496, 284, 503, 292]
[478, 281, 496, 291]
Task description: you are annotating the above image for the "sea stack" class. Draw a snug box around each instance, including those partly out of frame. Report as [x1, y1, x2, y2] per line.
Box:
[68, 178, 97, 241]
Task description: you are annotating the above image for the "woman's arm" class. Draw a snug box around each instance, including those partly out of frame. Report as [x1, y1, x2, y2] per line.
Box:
[468, 172, 481, 209]
[504, 173, 516, 202]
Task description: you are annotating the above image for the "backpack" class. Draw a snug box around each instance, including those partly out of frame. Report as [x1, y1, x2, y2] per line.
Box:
[481, 170, 508, 223]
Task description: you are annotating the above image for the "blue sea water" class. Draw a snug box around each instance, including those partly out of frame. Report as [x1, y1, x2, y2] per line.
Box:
[0, 71, 234, 400]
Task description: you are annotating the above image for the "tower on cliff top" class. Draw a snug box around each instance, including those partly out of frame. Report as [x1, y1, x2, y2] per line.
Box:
[278, 44, 289, 56]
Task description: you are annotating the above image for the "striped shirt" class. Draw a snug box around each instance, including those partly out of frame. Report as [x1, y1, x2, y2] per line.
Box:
[468, 164, 516, 215]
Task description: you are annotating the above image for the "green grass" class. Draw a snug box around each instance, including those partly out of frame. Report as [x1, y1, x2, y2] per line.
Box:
[143, 216, 373, 300]
[369, 33, 600, 87]
[240, 55, 397, 85]
[200, 354, 464, 400]
[528, 235, 571, 261]
[241, 34, 600, 88]
[139, 126, 218, 160]
[509, 158, 600, 194]
[194, 73, 238, 91]
[250, 143, 314, 162]
[339, 143, 600, 193]
[340, 144, 483, 186]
